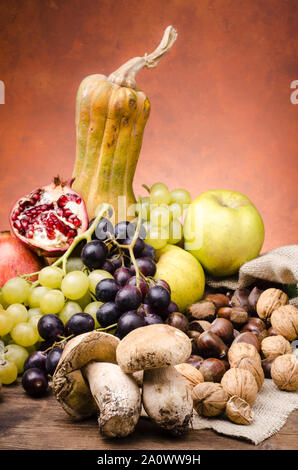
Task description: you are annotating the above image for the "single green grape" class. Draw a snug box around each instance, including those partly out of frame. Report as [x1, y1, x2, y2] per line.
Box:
[84, 301, 103, 328]
[170, 188, 191, 208]
[135, 197, 150, 221]
[0, 289, 9, 309]
[150, 182, 169, 192]
[4, 344, 29, 374]
[66, 257, 85, 273]
[28, 315, 43, 341]
[40, 289, 65, 314]
[145, 226, 168, 250]
[28, 286, 49, 308]
[150, 186, 171, 206]
[38, 266, 64, 289]
[6, 303, 28, 326]
[61, 271, 89, 300]
[59, 301, 82, 324]
[169, 202, 182, 220]
[2, 277, 30, 305]
[0, 311, 14, 336]
[27, 308, 43, 319]
[150, 205, 171, 228]
[88, 270, 114, 295]
[0, 360, 18, 384]
[10, 322, 39, 347]
[168, 219, 183, 245]
[77, 290, 92, 309]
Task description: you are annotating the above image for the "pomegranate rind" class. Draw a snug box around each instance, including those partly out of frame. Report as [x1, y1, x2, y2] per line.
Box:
[0, 231, 44, 287]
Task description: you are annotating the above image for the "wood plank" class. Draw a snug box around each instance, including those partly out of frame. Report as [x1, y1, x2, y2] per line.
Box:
[0, 381, 297, 450]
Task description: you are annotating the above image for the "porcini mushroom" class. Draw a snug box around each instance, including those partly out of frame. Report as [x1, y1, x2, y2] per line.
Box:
[116, 324, 193, 435]
[52, 330, 141, 438]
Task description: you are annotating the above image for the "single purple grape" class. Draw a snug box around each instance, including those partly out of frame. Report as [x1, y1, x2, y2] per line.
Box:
[141, 243, 156, 260]
[155, 279, 171, 294]
[114, 267, 132, 287]
[45, 347, 63, 376]
[96, 302, 122, 327]
[147, 285, 171, 313]
[144, 312, 164, 325]
[126, 276, 149, 298]
[24, 351, 47, 372]
[95, 278, 120, 302]
[37, 314, 65, 342]
[130, 257, 156, 277]
[116, 310, 146, 339]
[65, 313, 95, 336]
[115, 286, 142, 312]
[22, 368, 48, 397]
[101, 259, 115, 274]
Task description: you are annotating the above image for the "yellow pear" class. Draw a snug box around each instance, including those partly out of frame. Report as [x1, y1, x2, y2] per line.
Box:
[155, 244, 205, 312]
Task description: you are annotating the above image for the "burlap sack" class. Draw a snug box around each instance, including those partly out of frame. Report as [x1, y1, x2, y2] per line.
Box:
[205, 245, 298, 306]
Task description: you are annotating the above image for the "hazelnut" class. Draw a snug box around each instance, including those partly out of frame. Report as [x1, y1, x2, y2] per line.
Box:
[256, 288, 288, 322]
[230, 288, 250, 310]
[261, 356, 276, 378]
[204, 293, 230, 309]
[188, 301, 216, 322]
[221, 368, 258, 405]
[217, 306, 248, 327]
[233, 356, 264, 390]
[196, 331, 228, 359]
[192, 382, 228, 417]
[271, 354, 298, 391]
[226, 396, 253, 425]
[174, 363, 204, 389]
[228, 342, 261, 368]
[199, 358, 227, 383]
[232, 332, 261, 352]
[209, 318, 234, 345]
[271, 305, 298, 342]
[261, 335, 292, 358]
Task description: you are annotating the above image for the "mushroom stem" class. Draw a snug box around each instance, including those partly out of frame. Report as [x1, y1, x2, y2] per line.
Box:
[142, 365, 193, 435]
[84, 362, 141, 438]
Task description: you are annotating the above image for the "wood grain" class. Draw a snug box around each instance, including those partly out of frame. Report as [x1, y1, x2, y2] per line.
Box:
[0, 381, 297, 450]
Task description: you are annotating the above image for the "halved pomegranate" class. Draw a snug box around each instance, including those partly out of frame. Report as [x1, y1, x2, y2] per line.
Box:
[10, 177, 88, 257]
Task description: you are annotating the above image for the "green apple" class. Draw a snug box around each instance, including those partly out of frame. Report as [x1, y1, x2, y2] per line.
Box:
[183, 190, 265, 277]
[155, 244, 205, 312]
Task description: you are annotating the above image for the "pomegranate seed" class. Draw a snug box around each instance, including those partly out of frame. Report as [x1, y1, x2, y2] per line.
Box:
[73, 218, 82, 228]
[21, 220, 29, 229]
[67, 229, 76, 238]
[13, 220, 22, 230]
[76, 197, 82, 204]
[26, 231, 34, 238]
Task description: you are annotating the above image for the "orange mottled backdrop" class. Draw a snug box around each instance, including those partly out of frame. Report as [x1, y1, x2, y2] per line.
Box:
[0, 0, 297, 251]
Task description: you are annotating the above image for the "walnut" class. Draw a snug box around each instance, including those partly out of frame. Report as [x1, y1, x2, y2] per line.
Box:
[221, 368, 258, 405]
[233, 356, 264, 390]
[225, 396, 253, 425]
[228, 342, 261, 368]
[174, 363, 204, 389]
[192, 382, 228, 417]
[256, 288, 288, 322]
[271, 305, 298, 342]
[271, 354, 298, 391]
[261, 335, 292, 358]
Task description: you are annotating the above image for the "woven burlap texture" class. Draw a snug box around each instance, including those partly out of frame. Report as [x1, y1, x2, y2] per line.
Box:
[205, 245, 298, 307]
[191, 379, 298, 445]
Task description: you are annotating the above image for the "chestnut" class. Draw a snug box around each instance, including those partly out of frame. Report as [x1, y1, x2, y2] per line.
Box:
[217, 306, 248, 327]
[209, 318, 234, 345]
[188, 300, 216, 322]
[261, 356, 276, 379]
[267, 326, 277, 336]
[204, 293, 230, 309]
[232, 331, 261, 352]
[199, 358, 227, 383]
[166, 312, 189, 333]
[241, 317, 268, 342]
[186, 354, 204, 370]
[231, 288, 250, 310]
[188, 330, 201, 341]
[195, 331, 228, 359]
[247, 287, 263, 313]
[189, 320, 211, 333]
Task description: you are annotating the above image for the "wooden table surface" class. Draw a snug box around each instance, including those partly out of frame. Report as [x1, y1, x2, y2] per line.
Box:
[0, 380, 297, 450]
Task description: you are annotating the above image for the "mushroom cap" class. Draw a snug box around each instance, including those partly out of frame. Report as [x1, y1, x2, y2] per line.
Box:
[52, 330, 120, 420]
[116, 324, 192, 373]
